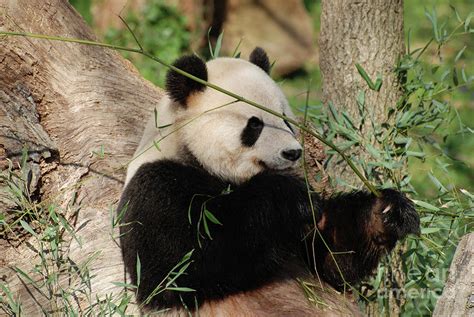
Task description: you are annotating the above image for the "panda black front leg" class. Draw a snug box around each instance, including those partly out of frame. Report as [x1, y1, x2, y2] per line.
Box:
[309, 189, 420, 289]
[118, 160, 316, 310]
[200, 171, 316, 290]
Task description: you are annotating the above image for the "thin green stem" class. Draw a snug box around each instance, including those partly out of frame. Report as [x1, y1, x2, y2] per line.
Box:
[429, 82, 473, 98]
[0, 31, 380, 196]
[128, 100, 238, 166]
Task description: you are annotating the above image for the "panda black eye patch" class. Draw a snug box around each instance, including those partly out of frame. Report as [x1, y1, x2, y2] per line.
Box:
[241, 116, 264, 147]
[283, 119, 294, 134]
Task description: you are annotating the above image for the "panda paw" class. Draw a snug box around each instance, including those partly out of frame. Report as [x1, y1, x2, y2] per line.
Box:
[371, 189, 420, 245]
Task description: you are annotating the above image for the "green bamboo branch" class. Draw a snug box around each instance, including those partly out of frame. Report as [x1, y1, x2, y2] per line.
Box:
[0, 31, 381, 197]
[129, 100, 239, 165]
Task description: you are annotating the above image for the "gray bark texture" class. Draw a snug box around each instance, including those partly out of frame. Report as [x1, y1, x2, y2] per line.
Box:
[320, 0, 404, 123]
[0, 0, 162, 314]
[433, 232, 474, 317]
[319, 1, 406, 316]
[319, 0, 405, 185]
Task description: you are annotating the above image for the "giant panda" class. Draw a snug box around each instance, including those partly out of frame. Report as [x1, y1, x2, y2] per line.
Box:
[118, 47, 420, 316]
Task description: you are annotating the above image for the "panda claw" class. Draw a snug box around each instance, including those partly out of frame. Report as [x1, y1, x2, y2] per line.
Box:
[382, 205, 391, 214]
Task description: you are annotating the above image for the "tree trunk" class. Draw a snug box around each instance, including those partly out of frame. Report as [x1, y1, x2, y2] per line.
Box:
[433, 232, 474, 317]
[0, 0, 162, 314]
[0, 0, 351, 315]
[319, 0, 405, 316]
[320, 0, 404, 186]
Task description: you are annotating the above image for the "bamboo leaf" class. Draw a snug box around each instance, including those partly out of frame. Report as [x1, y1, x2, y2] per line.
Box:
[460, 188, 474, 199]
[165, 262, 192, 288]
[421, 227, 441, 234]
[440, 69, 450, 81]
[19, 220, 36, 237]
[365, 143, 382, 159]
[232, 38, 242, 58]
[425, 8, 440, 42]
[454, 45, 466, 63]
[400, 175, 412, 187]
[181, 250, 194, 263]
[449, 5, 463, 23]
[213, 31, 224, 58]
[413, 200, 440, 212]
[355, 63, 375, 89]
[166, 287, 195, 292]
[328, 102, 341, 124]
[207, 28, 214, 59]
[452, 67, 459, 86]
[464, 12, 474, 32]
[393, 137, 412, 145]
[374, 74, 383, 91]
[204, 209, 222, 225]
[428, 173, 447, 193]
[461, 67, 468, 83]
[153, 140, 161, 151]
[406, 151, 426, 158]
[269, 60, 276, 73]
[341, 111, 356, 130]
[202, 216, 211, 239]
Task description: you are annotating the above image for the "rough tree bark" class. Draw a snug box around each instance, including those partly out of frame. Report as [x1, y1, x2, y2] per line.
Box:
[0, 0, 162, 314]
[0, 0, 350, 315]
[319, 0, 406, 316]
[320, 0, 404, 127]
[433, 232, 474, 317]
[320, 0, 405, 185]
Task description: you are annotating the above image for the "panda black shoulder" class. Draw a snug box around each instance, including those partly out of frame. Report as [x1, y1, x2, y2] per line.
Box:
[121, 160, 226, 205]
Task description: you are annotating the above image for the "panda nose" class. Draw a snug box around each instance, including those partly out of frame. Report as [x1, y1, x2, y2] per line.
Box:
[281, 149, 302, 161]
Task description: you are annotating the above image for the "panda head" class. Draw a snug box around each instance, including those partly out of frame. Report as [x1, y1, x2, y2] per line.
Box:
[165, 47, 302, 184]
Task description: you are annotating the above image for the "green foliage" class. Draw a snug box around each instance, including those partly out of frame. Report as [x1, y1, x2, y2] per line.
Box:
[0, 151, 195, 315]
[103, 0, 190, 86]
[355, 63, 383, 91]
[0, 283, 22, 315]
[69, 0, 93, 25]
[208, 29, 224, 59]
[0, 154, 109, 315]
[300, 4, 474, 315]
[142, 249, 195, 308]
[405, 1, 474, 196]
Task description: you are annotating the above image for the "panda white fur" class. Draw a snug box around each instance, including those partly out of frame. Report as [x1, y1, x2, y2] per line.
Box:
[118, 48, 420, 316]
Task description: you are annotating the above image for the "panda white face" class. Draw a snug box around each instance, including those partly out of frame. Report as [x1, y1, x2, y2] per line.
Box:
[125, 48, 303, 186]
[174, 55, 303, 184]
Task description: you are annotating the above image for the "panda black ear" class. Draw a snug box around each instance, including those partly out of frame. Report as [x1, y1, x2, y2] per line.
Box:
[249, 47, 270, 74]
[166, 55, 208, 106]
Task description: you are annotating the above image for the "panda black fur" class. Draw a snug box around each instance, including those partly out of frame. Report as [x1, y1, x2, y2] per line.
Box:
[118, 48, 420, 315]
